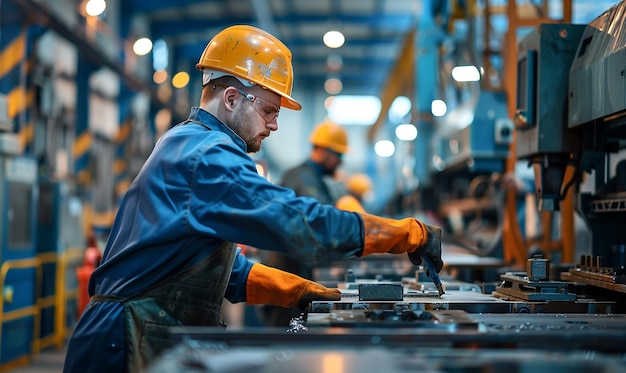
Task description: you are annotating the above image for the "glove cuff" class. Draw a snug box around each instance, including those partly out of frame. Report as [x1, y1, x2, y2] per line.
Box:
[246, 263, 302, 308]
[361, 214, 427, 256]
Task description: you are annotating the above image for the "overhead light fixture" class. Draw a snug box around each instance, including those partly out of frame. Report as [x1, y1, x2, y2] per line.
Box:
[323, 96, 335, 110]
[395, 123, 418, 141]
[326, 54, 343, 72]
[85, 0, 106, 16]
[172, 72, 190, 88]
[374, 140, 395, 158]
[327, 95, 381, 126]
[323, 31, 345, 48]
[431, 99, 447, 117]
[388, 96, 411, 122]
[324, 77, 343, 95]
[152, 39, 169, 71]
[133, 37, 153, 56]
[153, 70, 168, 85]
[451, 65, 481, 82]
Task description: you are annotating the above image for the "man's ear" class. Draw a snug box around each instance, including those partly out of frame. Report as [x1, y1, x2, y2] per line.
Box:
[223, 87, 238, 111]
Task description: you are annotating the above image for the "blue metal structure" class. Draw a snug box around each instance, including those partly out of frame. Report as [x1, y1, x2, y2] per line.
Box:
[0, 155, 38, 366]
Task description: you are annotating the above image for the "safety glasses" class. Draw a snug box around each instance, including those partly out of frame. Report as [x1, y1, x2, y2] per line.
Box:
[327, 148, 344, 160]
[212, 83, 280, 123]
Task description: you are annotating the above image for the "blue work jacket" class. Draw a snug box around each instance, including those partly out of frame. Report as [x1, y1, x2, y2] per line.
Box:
[63, 107, 364, 373]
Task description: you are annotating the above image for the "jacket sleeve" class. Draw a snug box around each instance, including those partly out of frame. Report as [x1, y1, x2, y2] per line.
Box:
[224, 247, 254, 303]
[187, 140, 364, 264]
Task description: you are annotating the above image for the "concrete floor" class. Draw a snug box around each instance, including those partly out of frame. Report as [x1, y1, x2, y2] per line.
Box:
[9, 344, 67, 373]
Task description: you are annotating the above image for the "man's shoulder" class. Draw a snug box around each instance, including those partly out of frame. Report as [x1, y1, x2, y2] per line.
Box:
[284, 161, 310, 173]
[281, 161, 314, 181]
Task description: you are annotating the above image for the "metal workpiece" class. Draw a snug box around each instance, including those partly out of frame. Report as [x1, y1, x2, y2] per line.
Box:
[574, 253, 626, 282]
[327, 260, 621, 317]
[358, 282, 404, 301]
[562, 254, 626, 292]
[494, 272, 577, 301]
[526, 256, 550, 281]
[311, 293, 616, 317]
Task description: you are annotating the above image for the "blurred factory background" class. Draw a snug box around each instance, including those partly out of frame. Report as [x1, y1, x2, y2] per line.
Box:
[2, 0, 626, 372]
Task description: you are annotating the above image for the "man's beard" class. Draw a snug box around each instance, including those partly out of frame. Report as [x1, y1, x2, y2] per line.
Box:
[229, 106, 260, 153]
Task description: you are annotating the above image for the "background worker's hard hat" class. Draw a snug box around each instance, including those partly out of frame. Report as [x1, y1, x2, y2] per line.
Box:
[309, 120, 349, 154]
[346, 173, 372, 198]
[196, 25, 302, 110]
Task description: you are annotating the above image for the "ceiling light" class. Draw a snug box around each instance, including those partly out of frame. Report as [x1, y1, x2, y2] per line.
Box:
[395, 123, 418, 141]
[324, 77, 343, 95]
[85, 0, 106, 16]
[152, 39, 169, 71]
[451, 65, 481, 82]
[328, 95, 381, 126]
[431, 99, 447, 117]
[133, 38, 153, 56]
[323, 96, 336, 110]
[153, 70, 168, 85]
[388, 96, 411, 122]
[323, 31, 345, 48]
[172, 72, 190, 88]
[326, 54, 343, 72]
[374, 140, 395, 157]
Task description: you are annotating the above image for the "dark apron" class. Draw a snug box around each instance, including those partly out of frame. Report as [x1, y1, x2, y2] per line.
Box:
[92, 241, 237, 372]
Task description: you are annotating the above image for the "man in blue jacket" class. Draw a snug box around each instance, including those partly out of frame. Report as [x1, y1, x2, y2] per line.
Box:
[63, 24, 443, 373]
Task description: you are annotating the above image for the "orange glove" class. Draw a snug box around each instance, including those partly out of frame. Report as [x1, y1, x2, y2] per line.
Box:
[246, 263, 341, 309]
[360, 213, 444, 273]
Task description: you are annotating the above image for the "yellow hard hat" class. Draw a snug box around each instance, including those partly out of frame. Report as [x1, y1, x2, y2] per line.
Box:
[346, 173, 372, 198]
[309, 120, 349, 154]
[336, 195, 366, 213]
[196, 25, 301, 110]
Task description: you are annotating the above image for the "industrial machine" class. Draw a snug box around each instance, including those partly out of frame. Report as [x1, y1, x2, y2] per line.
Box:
[429, 90, 513, 282]
[155, 264, 626, 372]
[147, 3, 626, 372]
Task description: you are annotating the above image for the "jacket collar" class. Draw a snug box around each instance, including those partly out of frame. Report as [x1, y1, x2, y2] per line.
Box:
[187, 107, 247, 152]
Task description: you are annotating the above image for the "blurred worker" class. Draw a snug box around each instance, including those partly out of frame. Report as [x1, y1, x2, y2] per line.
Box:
[63, 25, 443, 373]
[282, 119, 348, 204]
[259, 120, 350, 326]
[336, 173, 373, 213]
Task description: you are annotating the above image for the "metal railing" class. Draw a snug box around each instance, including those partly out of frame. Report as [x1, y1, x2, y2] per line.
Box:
[0, 257, 42, 367]
[0, 247, 84, 370]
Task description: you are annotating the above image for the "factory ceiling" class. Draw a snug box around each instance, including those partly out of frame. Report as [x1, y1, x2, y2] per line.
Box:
[119, 0, 425, 98]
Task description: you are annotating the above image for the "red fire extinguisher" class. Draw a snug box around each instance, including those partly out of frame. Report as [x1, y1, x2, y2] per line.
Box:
[76, 235, 102, 317]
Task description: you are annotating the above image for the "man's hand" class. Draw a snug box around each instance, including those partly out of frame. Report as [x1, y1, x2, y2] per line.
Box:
[407, 224, 444, 273]
[359, 214, 444, 273]
[246, 263, 341, 309]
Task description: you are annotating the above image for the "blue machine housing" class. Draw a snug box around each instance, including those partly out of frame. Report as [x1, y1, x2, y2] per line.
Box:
[435, 90, 512, 175]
